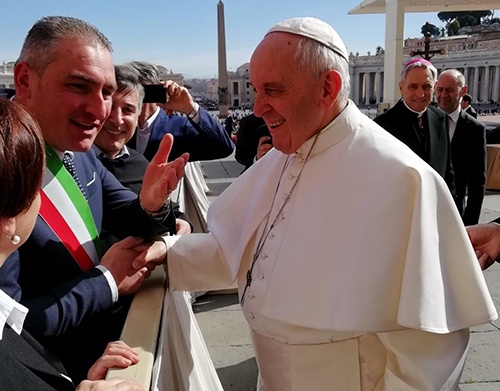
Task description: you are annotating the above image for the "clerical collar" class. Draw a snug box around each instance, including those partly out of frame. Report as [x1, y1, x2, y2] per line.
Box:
[296, 100, 360, 158]
[402, 100, 427, 118]
[0, 289, 28, 340]
[91, 144, 130, 160]
[448, 106, 461, 124]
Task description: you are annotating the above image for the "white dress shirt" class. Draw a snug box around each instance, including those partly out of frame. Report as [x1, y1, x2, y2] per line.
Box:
[0, 289, 28, 340]
[136, 105, 201, 154]
[448, 106, 461, 141]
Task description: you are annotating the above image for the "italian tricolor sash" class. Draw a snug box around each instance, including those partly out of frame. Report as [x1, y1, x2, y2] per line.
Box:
[39, 145, 100, 271]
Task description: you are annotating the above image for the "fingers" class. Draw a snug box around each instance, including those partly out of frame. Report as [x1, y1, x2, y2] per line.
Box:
[258, 136, 271, 146]
[151, 134, 174, 164]
[132, 241, 167, 269]
[87, 342, 139, 380]
[114, 237, 143, 250]
[478, 253, 492, 270]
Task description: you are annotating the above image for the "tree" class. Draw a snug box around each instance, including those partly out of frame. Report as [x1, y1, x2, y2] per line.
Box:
[438, 11, 492, 26]
[447, 19, 460, 36]
[421, 22, 441, 38]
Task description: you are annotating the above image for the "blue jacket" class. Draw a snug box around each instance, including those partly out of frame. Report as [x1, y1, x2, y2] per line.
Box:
[128, 108, 234, 161]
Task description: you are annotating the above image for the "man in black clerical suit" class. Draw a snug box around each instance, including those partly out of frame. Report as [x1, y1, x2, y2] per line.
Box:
[461, 94, 478, 119]
[374, 59, 455, 196]
[235, 113, 272, 173]
[93, 64, 192, 236]
[437, 70, 486, 225]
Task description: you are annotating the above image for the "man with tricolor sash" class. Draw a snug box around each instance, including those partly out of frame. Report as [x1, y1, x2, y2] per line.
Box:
[6, 16, 188, 382]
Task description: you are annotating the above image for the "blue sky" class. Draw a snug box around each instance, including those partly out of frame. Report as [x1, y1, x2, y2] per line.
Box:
[1, 0, 450, 77]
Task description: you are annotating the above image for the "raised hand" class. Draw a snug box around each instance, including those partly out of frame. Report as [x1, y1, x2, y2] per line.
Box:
[140, 134, 189, 213]
[158, 80, 196, 115]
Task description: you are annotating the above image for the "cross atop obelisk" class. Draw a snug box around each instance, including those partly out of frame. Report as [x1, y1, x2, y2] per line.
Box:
[217, 0, 230, 119]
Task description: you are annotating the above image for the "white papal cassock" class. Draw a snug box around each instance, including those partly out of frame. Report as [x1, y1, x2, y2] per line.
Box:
[163, 101, 497, 391]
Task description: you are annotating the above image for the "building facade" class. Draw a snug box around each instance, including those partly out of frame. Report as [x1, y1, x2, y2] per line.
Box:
[350, 30, 500, 105]
[206, 63, 255, 108]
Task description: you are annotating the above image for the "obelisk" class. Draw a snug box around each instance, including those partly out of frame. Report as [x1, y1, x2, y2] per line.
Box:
[217, 0, 230, 118]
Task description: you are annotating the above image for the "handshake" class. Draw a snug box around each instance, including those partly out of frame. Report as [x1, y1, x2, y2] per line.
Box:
[100, 237, 169, 296]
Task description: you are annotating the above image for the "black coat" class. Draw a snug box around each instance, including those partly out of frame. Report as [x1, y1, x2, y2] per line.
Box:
[374, 99, 456, 197]
[0, 325, 75, 391]
[451, 110, 486, 225]
[235, 114, 271, 172]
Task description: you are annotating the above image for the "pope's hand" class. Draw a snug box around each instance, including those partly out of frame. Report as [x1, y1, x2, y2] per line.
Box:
[132, 240, 168, 270]
[140, 134, 189, 213]
[466, 223, 500, 270]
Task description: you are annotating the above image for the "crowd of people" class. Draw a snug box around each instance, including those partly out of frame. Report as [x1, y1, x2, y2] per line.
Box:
[1, 13, 500, 391]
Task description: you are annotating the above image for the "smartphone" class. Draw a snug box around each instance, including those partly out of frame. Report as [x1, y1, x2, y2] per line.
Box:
[142, 84, 168, 104]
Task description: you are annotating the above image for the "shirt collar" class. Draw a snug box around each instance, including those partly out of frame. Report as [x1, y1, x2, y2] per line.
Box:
[50, 148, 73, 161]
[296, 100, 362, 158]
[402, 99, 427, 118]
[0, 289, 28, 340]
[448, 106, 461, 124]
[138, 107, 161, 133]
[91, 144, 130, 160]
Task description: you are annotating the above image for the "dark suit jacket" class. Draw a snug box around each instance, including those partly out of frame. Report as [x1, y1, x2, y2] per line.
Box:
[5, 150, 175, 382]
[374, 99, 456, 196]
[235, 114, 271, 172]
[128, 108, 234, 162]
[451, 110, 486, 225]
[466, 105, 478, 119]
[0, 325, 75, 391]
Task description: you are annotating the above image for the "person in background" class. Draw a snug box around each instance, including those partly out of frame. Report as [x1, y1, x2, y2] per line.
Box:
[126, 61, 234, 162]
[461, 94, 478, 118]
[235, 113, 272, 173]
[436, 69, 486, 225]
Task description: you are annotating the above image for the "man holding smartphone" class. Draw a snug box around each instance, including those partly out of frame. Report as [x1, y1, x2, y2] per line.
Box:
[126, 61, 234, 162]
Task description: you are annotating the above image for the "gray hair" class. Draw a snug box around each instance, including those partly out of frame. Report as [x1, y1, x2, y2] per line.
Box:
[294, 37, 350, 102]
[127, 61, 160, 85]
[18, 16, 112, 76]
[439, 69, 466, 88]
[114, 65, 145, 113]
[400, 60, 438, 84]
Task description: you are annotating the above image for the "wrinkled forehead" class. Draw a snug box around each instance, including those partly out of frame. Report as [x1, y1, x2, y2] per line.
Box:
[250, 33, 300, 74]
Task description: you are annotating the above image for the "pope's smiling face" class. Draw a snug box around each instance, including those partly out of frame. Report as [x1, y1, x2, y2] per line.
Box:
[94, 88, 140, 158]
[250, 33, 326, 154]
[399, 66, 435, 112]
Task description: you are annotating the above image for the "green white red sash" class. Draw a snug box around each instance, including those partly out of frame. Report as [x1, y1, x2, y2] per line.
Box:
[39, 145, 100, 271]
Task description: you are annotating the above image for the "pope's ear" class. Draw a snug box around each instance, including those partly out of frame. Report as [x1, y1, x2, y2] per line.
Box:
[322, 69, 342, 108]
[14, 62, 35, 100]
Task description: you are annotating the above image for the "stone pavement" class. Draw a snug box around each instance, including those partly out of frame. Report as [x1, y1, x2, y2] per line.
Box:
[194, 153, 500, 391]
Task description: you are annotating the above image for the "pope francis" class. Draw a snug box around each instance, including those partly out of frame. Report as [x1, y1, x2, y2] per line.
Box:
[137, 17, 497, 391]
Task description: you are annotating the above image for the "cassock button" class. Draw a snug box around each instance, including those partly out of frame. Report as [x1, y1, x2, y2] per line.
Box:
[249, 292, 255, 300]
[269, 232, 275, 239]
[259, 274, 265, 280]
[262, 253, 268, 260]
[250, 312, 255, 319]
[288, 173, 296, 180]
[296, 155, 304, 163]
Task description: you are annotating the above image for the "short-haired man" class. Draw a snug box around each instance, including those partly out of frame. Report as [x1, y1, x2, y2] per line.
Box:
[11, 16, 186, 381]
[126, 61, 234, 162]
[461, 93, 478, 118]
[436, 69, 486, 225]
[93, 64, 192, 235]
[137, 18, 496, 389]
[374, 59, 456, 194]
